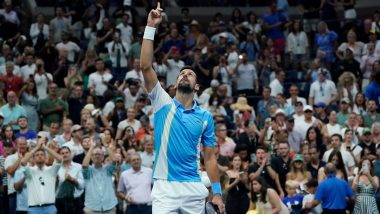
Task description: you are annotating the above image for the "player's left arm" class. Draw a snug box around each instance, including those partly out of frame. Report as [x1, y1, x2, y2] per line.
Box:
[203, 114, 225, 213]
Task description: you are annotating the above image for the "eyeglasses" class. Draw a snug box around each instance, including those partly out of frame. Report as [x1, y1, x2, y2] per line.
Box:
[39, 177, 45, 186]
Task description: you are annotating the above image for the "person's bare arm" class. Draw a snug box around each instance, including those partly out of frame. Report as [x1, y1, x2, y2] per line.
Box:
[267, 189, 282, 214]
[140, 5, 162, 92]
[204, 146, 224, 212]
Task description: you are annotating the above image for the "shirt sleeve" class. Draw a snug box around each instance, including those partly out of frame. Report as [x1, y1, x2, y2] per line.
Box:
[117, 172, 127, 193]
[201, 113, 216, 147]
[82, 166, 90, 180]
[314, 183, 324, 202]
[106, 163, 116, 176]
[345, 181, 354, 197]
[148, 82, 172, 113]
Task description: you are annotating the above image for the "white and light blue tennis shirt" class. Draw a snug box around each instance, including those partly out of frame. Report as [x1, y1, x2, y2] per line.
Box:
[148, 82, 215, 182]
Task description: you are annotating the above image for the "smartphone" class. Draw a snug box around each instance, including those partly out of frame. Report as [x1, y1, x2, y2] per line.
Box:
[238, 55, 243, 59]
[362, 163, 369, 172]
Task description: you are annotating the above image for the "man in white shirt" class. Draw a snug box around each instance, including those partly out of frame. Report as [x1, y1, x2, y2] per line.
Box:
[116, 14, 133, 47]
[234, 52, 259, 96]
[294, 105, 316, 138]
[88, 59, 113, 96]
[55, 32, 81, 62]
[163, 47, 185, 86]
[20, 53, 36, 82]
[108, 31, 129, 82]
[309, 68, 338, 107]
[123, 80, 143, 109]
[269, 70, 285, 97]
[4, 137, 29, 214]
[125, 58, 144, 86]
[21, 137, 63, 213]
[322, 134, 355, 176]
[62, 125, 84, 157]
[286, 84, 307, 106]
[360, 42, 377, 91]
[139, 135, 155, 168]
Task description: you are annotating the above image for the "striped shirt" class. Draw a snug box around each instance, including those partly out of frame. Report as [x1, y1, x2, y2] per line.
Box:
[149, 82, 215, 182]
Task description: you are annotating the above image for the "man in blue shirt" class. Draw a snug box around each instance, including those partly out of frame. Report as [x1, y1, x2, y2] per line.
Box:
[365, 67, 380, 111]
[0, 91, 26, 131]
[140, 3, 224, 214]
[15, 116, 37, 142]
[305, 163, 354, 214]
[262, 2, 287, 52]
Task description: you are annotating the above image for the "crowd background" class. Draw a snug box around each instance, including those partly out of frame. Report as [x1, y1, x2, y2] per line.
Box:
[0, 0, 379, 213]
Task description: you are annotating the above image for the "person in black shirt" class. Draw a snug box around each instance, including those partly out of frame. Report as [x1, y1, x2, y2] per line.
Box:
[96, 17, 114, 55]
[248, 146, 284, 197]
[359, 128, 377, 161]
[270, 141, 290, 196]
[307, 145, 326, 179]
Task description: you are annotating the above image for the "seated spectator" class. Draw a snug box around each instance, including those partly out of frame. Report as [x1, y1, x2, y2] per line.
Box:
[302, 179, 322, 214]
[365, 61, 380, 111]
[364, 100, 380, 128]
[308, 69, 337, 107]
[286, 154, 311, 194]
[282, 180, 303, 214]
[215, 123, 236, 158]
[336, 98, 351, 126]
[0, 91, 26, 131]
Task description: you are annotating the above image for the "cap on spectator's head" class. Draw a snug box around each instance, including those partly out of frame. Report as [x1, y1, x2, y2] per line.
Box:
[210, 79, 220, 87]
[303, 105, 313, 112]
[84, 104, 95, 112]
[369, 28, 376, 34]
[363, 127, 371, 135]
[230, 97, 253, 112]
[340, 97, 350, 104]
[219, 32, 228, 38]
[317, 68, 328, 76]
[190, 20, 199, 26]
[286, 115, 295, 122]
[37, 131, 48, 138]
[114, 96, 124, 103]
[291, 154, 304, 163]
[71, 125, 82, 133]
[295, 101, 303, 106]
[275, 109, 285, 116]
[313, 102, 326, 108]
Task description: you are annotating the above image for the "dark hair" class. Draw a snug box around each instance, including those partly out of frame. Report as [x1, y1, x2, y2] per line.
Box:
[331, 133, 343, 142]
[305, 178, 318, 188]
[251, 176, 269, 203]
[328, 150, 348, 181]
[60, 146, 71, 153]
[229, 153, 244, 171]
[256, 145, 268, 153]
[358, 157, 374, 176]
[18, 115, 28, 122]
[1, 125, 15, 142]
[306, 126, 323, 147]
[179, 66, 198, 82]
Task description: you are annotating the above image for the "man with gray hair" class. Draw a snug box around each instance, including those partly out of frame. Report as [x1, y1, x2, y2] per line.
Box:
[371, 122, 380, 144]
[0, 91, 26, 131]
[304, 163, 354, 214]
[139, 135, 155, 168]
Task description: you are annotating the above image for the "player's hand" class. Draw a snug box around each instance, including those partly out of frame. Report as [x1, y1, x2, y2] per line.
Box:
[147, 2, 163, 27]
[212, 194, 225, 213]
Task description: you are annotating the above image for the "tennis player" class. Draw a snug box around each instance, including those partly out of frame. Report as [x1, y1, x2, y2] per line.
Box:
[140, 3, 224, 214]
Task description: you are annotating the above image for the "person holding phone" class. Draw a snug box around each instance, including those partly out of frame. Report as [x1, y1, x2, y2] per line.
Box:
[352, 158, 379, 214]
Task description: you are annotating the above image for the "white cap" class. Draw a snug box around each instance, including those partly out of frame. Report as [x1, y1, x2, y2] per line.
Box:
[303, 105, 313, 112]
[275, 109, 285, 116]
[210, 79, 220, 87]
[84, 104, 95, 112]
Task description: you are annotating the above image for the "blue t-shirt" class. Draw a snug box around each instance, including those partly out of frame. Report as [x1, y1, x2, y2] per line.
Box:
[15, 130, 37, 141]
[315, 175, 354, 209]
[262, 13, 286, 40]
[365, 82, 380, 111]
[283, 195, 303, 214]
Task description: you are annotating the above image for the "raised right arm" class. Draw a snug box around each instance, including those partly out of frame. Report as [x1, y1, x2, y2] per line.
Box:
[140, 3, 163, 92]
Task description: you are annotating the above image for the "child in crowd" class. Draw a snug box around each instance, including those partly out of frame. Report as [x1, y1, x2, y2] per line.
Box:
[283, 180, 303, 214]
[302, 179, 322, 214]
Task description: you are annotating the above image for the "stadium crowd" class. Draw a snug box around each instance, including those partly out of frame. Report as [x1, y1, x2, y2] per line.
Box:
[0, 0, 380, 213]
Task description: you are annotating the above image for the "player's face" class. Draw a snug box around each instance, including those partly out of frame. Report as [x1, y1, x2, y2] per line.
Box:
[176, 69, 198, 94]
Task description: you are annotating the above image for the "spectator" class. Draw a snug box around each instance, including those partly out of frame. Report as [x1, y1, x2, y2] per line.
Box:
[88, 59, 113, 97]
[270, 141, 290, 196]
[286, 154, 311, 193]
[0, 62, 23, 95]
[308, 68, 337, 107]
[282, 180, 303, 214]
[269, 70, 285, 97]
[352, 158, 379, 213]
[72, 135, 91, 164]
[162, 28, 185, 54]
[256, 87, 278, 129]
[314, 21, 338, 66]
[215, 123, 236, 158]
[294, 105, 316, 138]
[116, 14, 133, 47]
[49, 6, 71, 43]
[33, 59, 53, 100]
[352, 92, 367, 116]
[364, 100, 380, 128]
[15, 116, 37, 141]
[82, 144, 118, 213]
[162, 47, 185, 86]
[359, 128, 376, 161]
[287, 84, 307, 106]
[305, 163, 354, 214]
[29, 13, 49, 51]
[262, 2, 287, 53]
[19, 79, 39, 131]
[62, 124, 84, 157]
[56, 146, 84, 214]
[302, 179, 322, 214]
[307, 145, 326, 179]
[365, 61, 380, 110]
[95, 17, 114, 57]
[336, 48, 361, 82]
[124, 59, 144, 85]
[0, 0, 19, 26]
[360, 42, 377, 91]
[116, 107, 141, 140]
[224, 154, 250, 214]
[20, 53, 36, 82]
[108, 31, 129, 82]
[0, 91, 26, 131]
[286, 20, 309, 63]
[337, 72, 359, 105]
[336, 31, 364, 63]
[139, 135, 155, 168]
[39, 83, 68, 130]
[20, 137, 63, 214]
[56, 32, 81, 63]
[239, 31, 260, 63]
[249, 176, 289, 213]
[336, 98, 350, 126]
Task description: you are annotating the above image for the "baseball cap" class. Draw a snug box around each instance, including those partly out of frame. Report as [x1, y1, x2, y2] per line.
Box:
[303, 105, 313, 112]
[286, 115, 295, 122]
[210, 79, 220, 87]
[313, 102, 326, 108]
[292, 154, 304, 163]
[114, 97, 124, 103]
[275, 109, 286, 116]
[340, 97, 350, 104]
[363, 128, 371, 135]
[71, 125, 82, 133]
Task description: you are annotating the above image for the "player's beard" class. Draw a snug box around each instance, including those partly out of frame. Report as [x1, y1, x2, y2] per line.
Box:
[177, 82, 193, 94]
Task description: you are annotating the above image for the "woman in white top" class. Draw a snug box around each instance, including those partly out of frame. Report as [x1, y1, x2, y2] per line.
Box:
[336, 30, 364, 62]
[286, 20, 308, 62]
[342, 129, 362, 164]
[29, 13, 49, 49]
[338, 72, 359, 106]
[322, 110, 342, 140]
[234, 11, 261, 37]
[116, 107, 141, 140]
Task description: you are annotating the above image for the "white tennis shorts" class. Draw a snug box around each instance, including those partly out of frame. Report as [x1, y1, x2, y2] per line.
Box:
[151, 180, 209, 214]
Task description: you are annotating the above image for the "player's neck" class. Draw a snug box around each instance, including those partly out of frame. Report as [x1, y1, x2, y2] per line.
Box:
[175, 92, 194, 109]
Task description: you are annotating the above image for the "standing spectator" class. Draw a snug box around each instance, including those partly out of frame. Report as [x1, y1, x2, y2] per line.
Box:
[308, 69, 338, 107]
[124, 59, 144, 86]
[117, 153, 152, 214]
[336, 31, 364, 63]
[0, 0, 20, 25]
[49, 6, 71, 43]
[314, 21, 338, 67]
[20, 137, 63, 214]
[270, 141, 290, 197]
[365, 63, 380, 111]
[116, 14, 133, 47]
[215, 123, 236, 158]
[162, 47, 185, 86]
[68, 85, 86, 125]
[162, 28, 185, 54]
[33, 59, 53, 100]
[139, 135, 155, 168]
[294, 105, 316, 138]
[286, 20, 309, 63]
[224, 154, 250, 214]
[62, 125, 84, 157]
[336, 48, 361, 82]
[0, 62, 23, 95]
[286, 116, 303, 153]
[108, 31, 129, 83]
[0, 91, 26, 131]
[82, 144, 118, 213]
[56, 32, 81, 63]
[336, 98, 351, 126]
[307, 145, 326, 179]
[39, 83, 68, 130]
[234, 52, 259, 96]
[262, 2, 287, 53]
[360, 42, 377, 91]
[15, 116, 37, 141]
[287, 84, 307, 107]
[337, 72, 359, 105]
[352, 158, 379, 213]
[19, 80, 39, 132]
[364, 100, 380, 128]
[88, 59, 113, 97]
[304, 163, 354, 214]
[95, 17, 114, 58]
[239, 31, 260, 63]
[116, 107, 141, 140]
[56, 146, 84, 214]
[256, 87, 278, 129]
[269, 70, 285, 97]
[4, 137, 28, 214]
[29, 13, 49, 51]
[20, 54, 36, 82]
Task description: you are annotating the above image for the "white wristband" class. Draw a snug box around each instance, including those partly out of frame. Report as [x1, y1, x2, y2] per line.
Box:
[143, 26, 156, 40]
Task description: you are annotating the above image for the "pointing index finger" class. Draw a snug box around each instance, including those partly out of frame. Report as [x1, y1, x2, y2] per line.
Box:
[156, 2, 163, 11]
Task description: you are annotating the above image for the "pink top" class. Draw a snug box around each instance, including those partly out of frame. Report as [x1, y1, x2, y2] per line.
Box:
[0, 140, 16, 156]
[219, 137, 236, 157]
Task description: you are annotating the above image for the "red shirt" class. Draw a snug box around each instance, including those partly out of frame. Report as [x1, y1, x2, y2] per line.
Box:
[0, 75, 23, 95]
